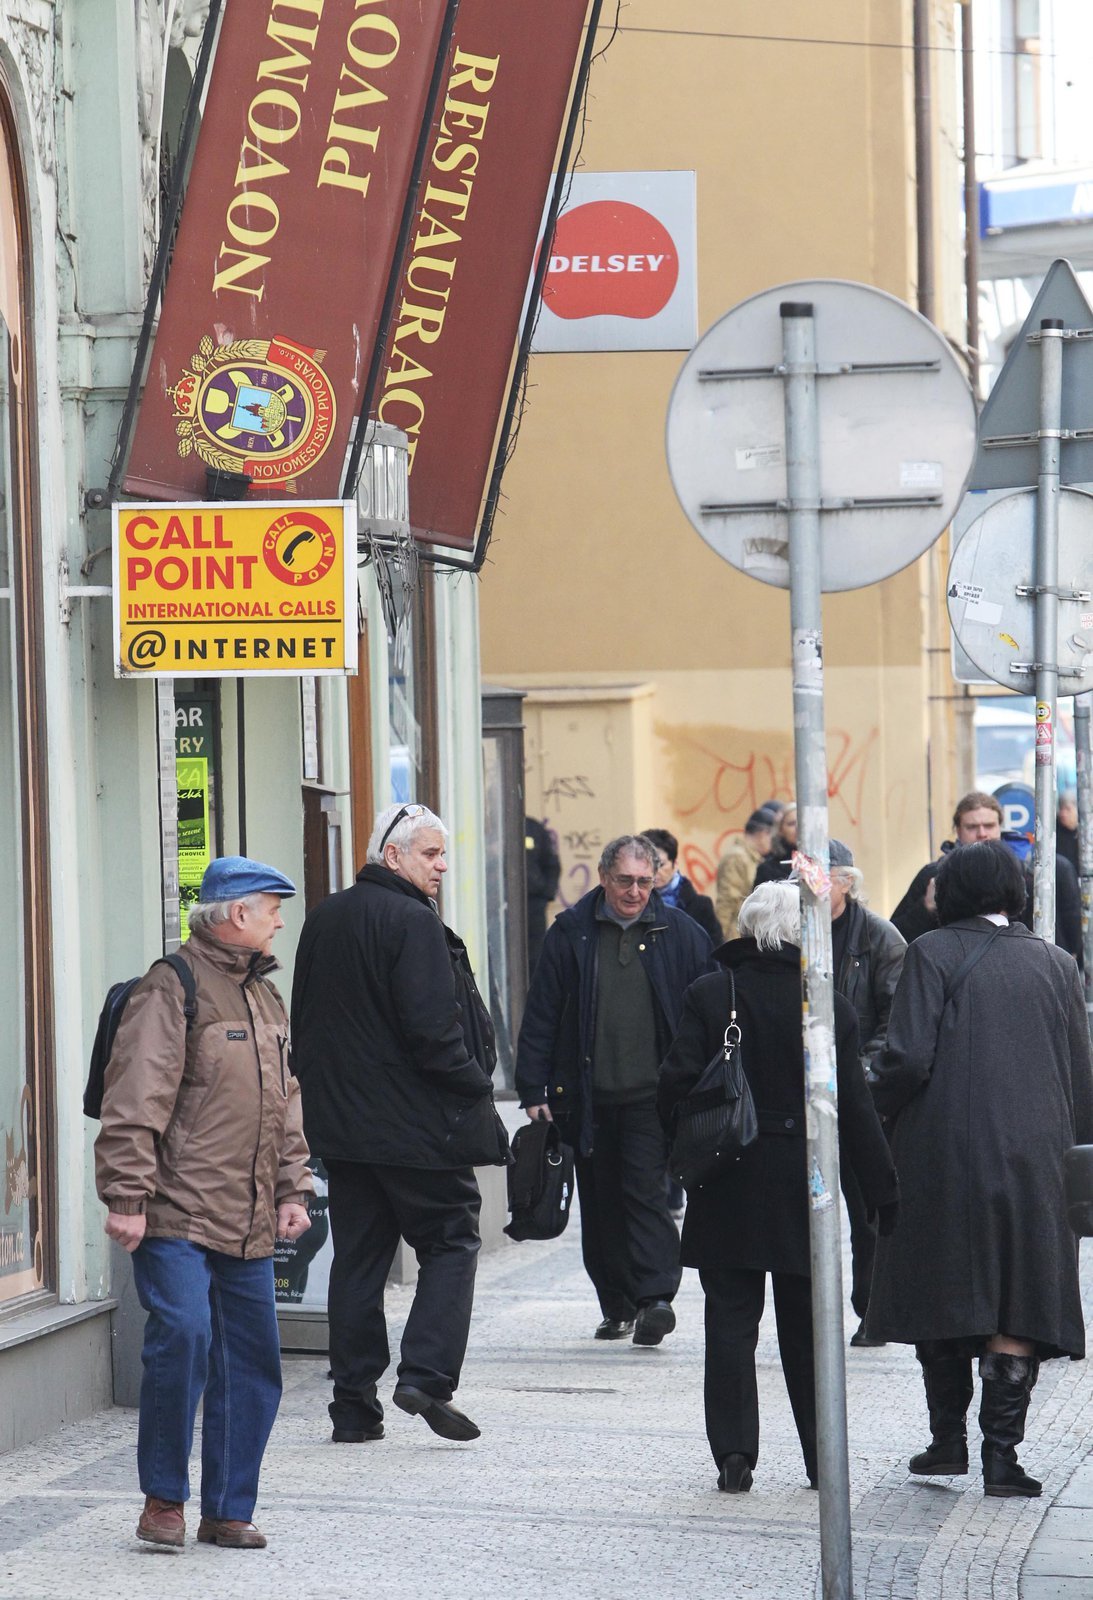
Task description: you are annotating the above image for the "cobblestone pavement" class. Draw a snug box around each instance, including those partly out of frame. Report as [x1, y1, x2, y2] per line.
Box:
[0, 1219, 1090, 1599]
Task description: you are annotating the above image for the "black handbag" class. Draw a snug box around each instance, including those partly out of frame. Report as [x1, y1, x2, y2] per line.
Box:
[669, 970, 758, 1190]
[504, 1118, 575, 1241]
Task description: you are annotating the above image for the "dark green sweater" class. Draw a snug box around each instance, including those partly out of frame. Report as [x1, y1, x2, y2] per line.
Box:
[592, 907, 659, 1103]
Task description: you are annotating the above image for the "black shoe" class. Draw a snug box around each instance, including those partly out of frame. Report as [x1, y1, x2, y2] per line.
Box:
[979, 1351, 1041, 1498]
[717, 1454, 753, 1493]
[909, 1439, 968, 1475]
[392, 1384, 481, 1442]
[331, 1422, 384, 1443]
[850, 1320, 887, 1349]
[633, 1300, 676, 1346]
[594, 1317, 635, 1340]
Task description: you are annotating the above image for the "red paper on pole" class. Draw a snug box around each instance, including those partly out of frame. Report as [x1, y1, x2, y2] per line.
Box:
[375, 0, 592, 550]
[124, 0, 451, 502]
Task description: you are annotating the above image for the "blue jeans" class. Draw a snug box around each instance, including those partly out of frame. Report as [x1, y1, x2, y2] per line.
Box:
[131, 1238, 282, 1520]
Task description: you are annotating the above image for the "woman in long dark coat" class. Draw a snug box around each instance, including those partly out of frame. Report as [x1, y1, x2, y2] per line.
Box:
[867, 840, 1093, 1498]
[658, 882, 898, 1493]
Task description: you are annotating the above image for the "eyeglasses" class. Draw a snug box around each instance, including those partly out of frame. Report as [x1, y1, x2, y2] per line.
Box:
[379, 803, 427, 852]
[609, 873, 654, 891]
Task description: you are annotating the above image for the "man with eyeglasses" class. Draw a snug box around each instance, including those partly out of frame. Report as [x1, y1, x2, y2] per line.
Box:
[291, 802, 508, 1446]
[516, 834, 712, 1344]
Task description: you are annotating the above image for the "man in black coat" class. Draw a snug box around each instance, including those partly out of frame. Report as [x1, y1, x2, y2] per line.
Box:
[891, 790, 1082, 963]
[826, 841, 906, 1346]
[291, 803, 507, 1446]
[515, 834, 712, 1344]
[525, 816, 562, 975]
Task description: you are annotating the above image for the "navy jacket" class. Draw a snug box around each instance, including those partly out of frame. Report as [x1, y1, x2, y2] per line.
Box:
[514, 886, 713, 1155]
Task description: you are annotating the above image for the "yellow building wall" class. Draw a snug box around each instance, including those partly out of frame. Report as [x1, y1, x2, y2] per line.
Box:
[480, 0, 966, 918]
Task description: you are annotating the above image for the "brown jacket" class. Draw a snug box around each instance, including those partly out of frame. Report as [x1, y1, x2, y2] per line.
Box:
[715, 834, 766, 941]
[95, 926, 312, 1258]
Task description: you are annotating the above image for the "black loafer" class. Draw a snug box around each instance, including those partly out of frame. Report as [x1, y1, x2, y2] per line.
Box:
[392, 1384, 480, 1441]
[718, 1454, 753, 1493]
[594, 1317, 635, 1340]
[331, 1422, 384, 1442]
[633, 1300, 676, 1346]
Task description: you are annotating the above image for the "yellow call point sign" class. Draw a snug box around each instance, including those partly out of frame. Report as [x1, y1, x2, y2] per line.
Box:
[112, 500, 358, 678]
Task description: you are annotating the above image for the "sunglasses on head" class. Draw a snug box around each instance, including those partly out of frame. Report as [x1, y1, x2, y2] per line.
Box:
[379, 802, 427, 852]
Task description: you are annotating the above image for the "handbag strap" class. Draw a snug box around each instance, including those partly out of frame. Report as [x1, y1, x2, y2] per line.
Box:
[942, 925, 1003, 1005]
[724, 967, 741, 1053]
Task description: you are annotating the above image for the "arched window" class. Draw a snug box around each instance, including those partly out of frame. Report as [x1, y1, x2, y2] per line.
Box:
[0, 84, 52, 1308]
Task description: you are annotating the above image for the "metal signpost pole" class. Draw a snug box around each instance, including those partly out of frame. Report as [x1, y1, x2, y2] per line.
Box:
[1033, 319, 1064, 943]
[780, 302, 853, 1600]
[1074, 692, 1093, 1016]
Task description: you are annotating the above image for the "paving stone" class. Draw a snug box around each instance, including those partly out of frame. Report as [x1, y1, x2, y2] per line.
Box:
[0, 1216, 1087, 1598]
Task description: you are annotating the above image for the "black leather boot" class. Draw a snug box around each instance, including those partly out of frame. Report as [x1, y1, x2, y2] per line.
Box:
[908, 1345, 973, 1475]
[979, 1351, 1041, 1498]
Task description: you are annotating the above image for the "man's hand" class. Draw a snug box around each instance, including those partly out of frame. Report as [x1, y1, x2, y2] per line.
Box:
[105, 1212, 146, 1253]
[276, 1202, 311, 1240]
[525, 1104, 553, 1123]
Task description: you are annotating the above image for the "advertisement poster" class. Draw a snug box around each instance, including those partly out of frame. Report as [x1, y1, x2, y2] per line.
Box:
[275, 1159, 332, 1309]
[112, 500, 358, 678]
[531, 170, 698, 353]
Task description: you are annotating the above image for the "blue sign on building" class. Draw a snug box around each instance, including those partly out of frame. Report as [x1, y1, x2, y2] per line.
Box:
[980, 171, 1093, 236]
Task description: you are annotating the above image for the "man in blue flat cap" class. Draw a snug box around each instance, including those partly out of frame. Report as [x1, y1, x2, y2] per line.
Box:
[96, 855, 313, 1552]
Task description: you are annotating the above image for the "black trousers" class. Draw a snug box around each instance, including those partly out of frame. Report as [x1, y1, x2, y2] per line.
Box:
[572, 1097, 682, 1321]
[699, 1263, 817, 1480]
[324, 1160, 481, 1431]
[842, 1165, 878, 1320]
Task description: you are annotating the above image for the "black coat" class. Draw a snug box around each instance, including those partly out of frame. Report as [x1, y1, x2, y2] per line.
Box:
[657, 941, 898, 1276]
[514, 886, 713, 1155]
[676, 875, 723, 946]
[290, 866, 505, 1170]
[867, 919, 1093, 1357]
[891, 846, 1082, 963]
[835, 900, 906, 1075]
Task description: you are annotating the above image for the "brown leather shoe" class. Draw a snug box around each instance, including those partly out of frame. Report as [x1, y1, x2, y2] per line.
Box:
[196, 1517, 267, 1549]
[136, 1495, 185, 1548]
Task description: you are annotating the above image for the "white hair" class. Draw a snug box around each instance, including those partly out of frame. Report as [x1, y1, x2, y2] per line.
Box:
[832, 864, 865, 902]
[366, 802, 447, 864]
[738, 882, 801, 950]
[188, 892, 267, 934]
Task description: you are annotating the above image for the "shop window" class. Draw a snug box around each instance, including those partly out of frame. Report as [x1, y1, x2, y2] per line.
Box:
[0, 91, 51, 1308]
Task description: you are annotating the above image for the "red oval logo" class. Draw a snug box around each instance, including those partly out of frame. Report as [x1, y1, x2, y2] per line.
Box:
[542, 201, 679, 321]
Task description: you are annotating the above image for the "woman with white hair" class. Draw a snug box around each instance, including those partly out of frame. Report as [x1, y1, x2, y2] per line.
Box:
[657, 881, 897, 1493]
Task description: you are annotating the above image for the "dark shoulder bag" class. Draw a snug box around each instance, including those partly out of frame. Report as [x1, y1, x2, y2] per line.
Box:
[668, 969, 758, 1191]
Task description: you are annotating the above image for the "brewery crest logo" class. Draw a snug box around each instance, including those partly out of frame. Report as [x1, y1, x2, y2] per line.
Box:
[169, 333, 337, 489]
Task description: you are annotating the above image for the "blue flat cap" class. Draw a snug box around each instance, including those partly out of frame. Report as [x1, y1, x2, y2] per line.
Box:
[199, 855, 296, 903]
[829, 839, 854, 868]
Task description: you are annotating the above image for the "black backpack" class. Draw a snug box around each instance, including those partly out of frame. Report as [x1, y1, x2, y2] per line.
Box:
[503, 1119, 575, 1242]
[83, 953, 198, 1120]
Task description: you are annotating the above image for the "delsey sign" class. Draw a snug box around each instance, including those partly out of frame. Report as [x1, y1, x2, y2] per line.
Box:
[124, 0, 452, 503]
[112, 501, 358, 677]
[376, 0, 592, 551]
[532, 171, 697, 353]
[544, 202, 679, 321]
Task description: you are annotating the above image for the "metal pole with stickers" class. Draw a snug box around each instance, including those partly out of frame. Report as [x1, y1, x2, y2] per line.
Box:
[666, 279, 976, 1598]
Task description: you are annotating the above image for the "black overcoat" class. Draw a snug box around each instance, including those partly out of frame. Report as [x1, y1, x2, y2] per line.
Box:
[515, 885, 712, 1156]
[290, 866, 505, 1169]
[657, 940, 898, 1276]
[867, 918, 1093, 1358]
